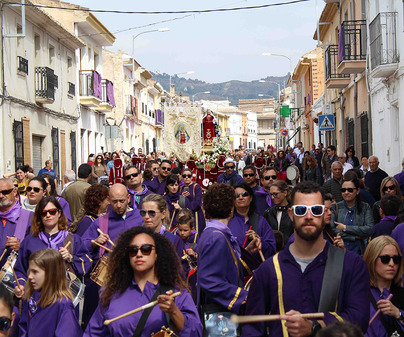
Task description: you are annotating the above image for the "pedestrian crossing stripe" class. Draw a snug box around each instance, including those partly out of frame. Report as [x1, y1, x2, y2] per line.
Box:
[319, 114, 335, 131]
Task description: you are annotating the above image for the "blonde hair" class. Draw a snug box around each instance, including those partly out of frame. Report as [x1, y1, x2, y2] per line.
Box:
[380, 177, 402, 199]
[363, 236, 403, 288]
[142, 194, 170, 224]
[24, 249, 72, 307]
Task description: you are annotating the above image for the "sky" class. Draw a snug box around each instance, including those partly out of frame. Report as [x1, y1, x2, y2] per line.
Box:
[76, 0, 322, 83]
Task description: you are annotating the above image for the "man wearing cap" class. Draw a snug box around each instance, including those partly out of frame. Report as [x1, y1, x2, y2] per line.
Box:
[63, 163, 92, 229]
[217, 158, 243, 187]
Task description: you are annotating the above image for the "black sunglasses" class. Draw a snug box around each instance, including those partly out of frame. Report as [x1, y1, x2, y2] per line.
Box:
[27, 186, 43, 193]
[152, 167, 159, 171]
[264, 175, 277, 180]
[236, 192, 249, 198]
[125, 172, 139, 180]
[140, 210, 157, 218]
[383, 185, 396, 192]
[225, 166, 235, 169]
[128, 244, 155, 257]
[341, 188, 357, 193]
[0, 188, 14, 196]
[161, 167, 172, 171]
[40, 208, 58, 217]
[243, 173, 255, 177]
[0, 317, 11, 331]
[378, 255, 402, 265]
[182, 174, 192, 178]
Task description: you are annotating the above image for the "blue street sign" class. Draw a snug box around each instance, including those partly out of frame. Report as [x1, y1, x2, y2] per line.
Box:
[319, 114, 335, 131]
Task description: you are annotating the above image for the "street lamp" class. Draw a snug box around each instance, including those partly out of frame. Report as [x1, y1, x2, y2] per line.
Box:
[169, 71, 195, 92]
[192, 91, 210, 103]
[262, 52, 293, 77]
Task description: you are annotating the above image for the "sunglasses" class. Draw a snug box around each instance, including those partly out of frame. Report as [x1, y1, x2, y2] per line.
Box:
[0, 188, 14, 196]
[264, 175, 278, 180]
[243, 173, 255, 177]
[270, 192, 281, 197]
[292, 205, 325, 217]
[125, 173, 139, 180]
[152, 167, 159, 171]
[0, 317, 11, 331]
[378, 255, 402, 265]
[27, 186, 43, 193]
[236, 192, 249, 198]
[40, 208, 58, 217]
[128, 244, 155, 257]
[140, 210, 158, 218]
[161, 167, 171, 171]
[383, 185, 396, 192]
[225, 166, 235, 169]
[341, 188, 357, 193]
[182, 174, 192, 178]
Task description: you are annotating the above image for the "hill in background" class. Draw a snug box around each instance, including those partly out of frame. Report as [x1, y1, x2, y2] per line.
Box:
[151, 72, 290, 105]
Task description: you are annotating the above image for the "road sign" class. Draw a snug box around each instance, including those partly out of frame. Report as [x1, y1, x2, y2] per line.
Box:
[319, 114, 335, 131]
[280, 129, 288, 137]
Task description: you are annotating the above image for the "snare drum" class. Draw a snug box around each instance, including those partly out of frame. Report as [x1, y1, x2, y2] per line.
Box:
[151, 326, 178, 337]
[0, 251, 18, 293]
[286, 165, 300, 183]
[66, 271, 85, 307]
[90, 255, 109, 287]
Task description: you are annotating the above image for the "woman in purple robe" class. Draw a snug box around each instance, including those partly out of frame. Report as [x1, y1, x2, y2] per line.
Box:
[179, 168, 206, 233]
[18, 249, 82, 337]
[84, 226, 202, 337]
[14, 196, 92, 296]
[364, 236, 404, 337]
[163, 174, 191, 231]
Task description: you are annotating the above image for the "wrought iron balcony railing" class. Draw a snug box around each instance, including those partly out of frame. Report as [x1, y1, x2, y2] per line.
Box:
[325, 45, 350, 80]
[35, 67, 56, 102]
[79, 70, 102, 99]
[339, 20, 367, 61]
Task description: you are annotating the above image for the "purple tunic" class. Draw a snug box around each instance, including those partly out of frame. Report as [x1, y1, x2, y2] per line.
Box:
[391, 223, 404, 256]
[179, 183, 206, 233]
[197, 220, 248, 314]
[254, 189, 274, 216]
[164, 193, 192, 230]
[14, 233, 92, 286]
[148, 176, 167, 195]
[19, 291, 82, 337]
[83, 280, 202, 337]
[127, 185, 153, 210]
[228, 211, 276, 259]
[365, 287, 404, 337]
[81, 209, 143, 258]
[57, 197, 72, 225]
[76, 214, 97, 237]
[242, 241, 370, 336]
[217, 171, 244, 186]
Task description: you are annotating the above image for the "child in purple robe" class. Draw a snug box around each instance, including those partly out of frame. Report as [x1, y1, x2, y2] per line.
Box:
[84, 226, 202, 337]
[18, 249, 82, 337]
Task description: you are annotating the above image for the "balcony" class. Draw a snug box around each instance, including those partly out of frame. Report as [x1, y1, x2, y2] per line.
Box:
[95, 79, 115, 112]
[17, 56, 28, 76]
[370, 12, 399, 78]
[35, 67, 56, 104]
[79, 70, 102, 107]
[325, 45, 350, 89]
[68, 82, 75, 96]
[337, 20, 367, 74]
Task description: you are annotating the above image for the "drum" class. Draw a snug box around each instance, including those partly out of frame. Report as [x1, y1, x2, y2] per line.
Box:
[0, 251, 18, 293]
[66, 271, 85, 307]
[286, 166, 300, 184]
[90, 255, 109, 287]
[151, 326, 178, 337]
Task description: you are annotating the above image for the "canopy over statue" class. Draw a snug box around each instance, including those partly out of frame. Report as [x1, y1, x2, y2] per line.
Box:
[163, 101, 202, 162]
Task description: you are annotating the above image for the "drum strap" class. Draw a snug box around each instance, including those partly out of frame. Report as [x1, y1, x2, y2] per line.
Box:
[14, 209, 30, 241]
[98, 214, 109, 257]
[132, 285, 176, 337]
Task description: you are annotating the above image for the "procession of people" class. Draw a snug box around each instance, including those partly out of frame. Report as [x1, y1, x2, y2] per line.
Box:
[1, 142, 404, 337]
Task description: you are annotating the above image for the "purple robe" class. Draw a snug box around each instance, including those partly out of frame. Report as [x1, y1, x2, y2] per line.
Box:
[83, 280, 202, 337]
[76, 214, 97, 237]
[217, 171, 244, 187]
[164, 193, 192, 230]
[147, 176, 166, 195]
[57, 197, 72, 225]
[197, 220, 248, 314]
[127, 185, 153, 210]
[179, 183, 206, 233]
[365, 287, 404, 337]
[394, 171, 404, 196]
[242, 241, 370, 336]
[81, 208, 143, 258]
[254, 189, 274, 216]
[19, 291, 82, 337]
[228, 211, 276, 259]
[14, 232, 92, 286]
[391, 223, 404, 257]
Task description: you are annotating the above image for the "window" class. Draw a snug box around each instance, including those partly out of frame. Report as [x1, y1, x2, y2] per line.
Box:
[13, 120, 24, 169]
[49, 44, 55, 67]
[34, 34, 40, 65]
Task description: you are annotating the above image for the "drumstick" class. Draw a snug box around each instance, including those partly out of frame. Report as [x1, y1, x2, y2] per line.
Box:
[0, 248, 7, 262]
[231, 312, 325, 324]
[104, 291, 181, 326]
[243, 226, 252, 248]
[91, 240, 113, 253]
[97, 228, 116, 247]
[63, 241, 71, 250]
[258, 249, 265, 262]
[11, 267, 20, 289]
[369, 293, 393, 326]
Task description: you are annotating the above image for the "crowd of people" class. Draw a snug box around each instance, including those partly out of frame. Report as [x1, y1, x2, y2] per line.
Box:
[1, 142, 404, 337]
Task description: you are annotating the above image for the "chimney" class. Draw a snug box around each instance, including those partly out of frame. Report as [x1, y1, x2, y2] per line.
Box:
[170, 84, 175, 96]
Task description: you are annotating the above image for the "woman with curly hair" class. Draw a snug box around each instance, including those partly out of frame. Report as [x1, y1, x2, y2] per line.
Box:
[84, 226, 202, 337]
[14, 196, 92, 299]
[75, 184, 109, 236]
